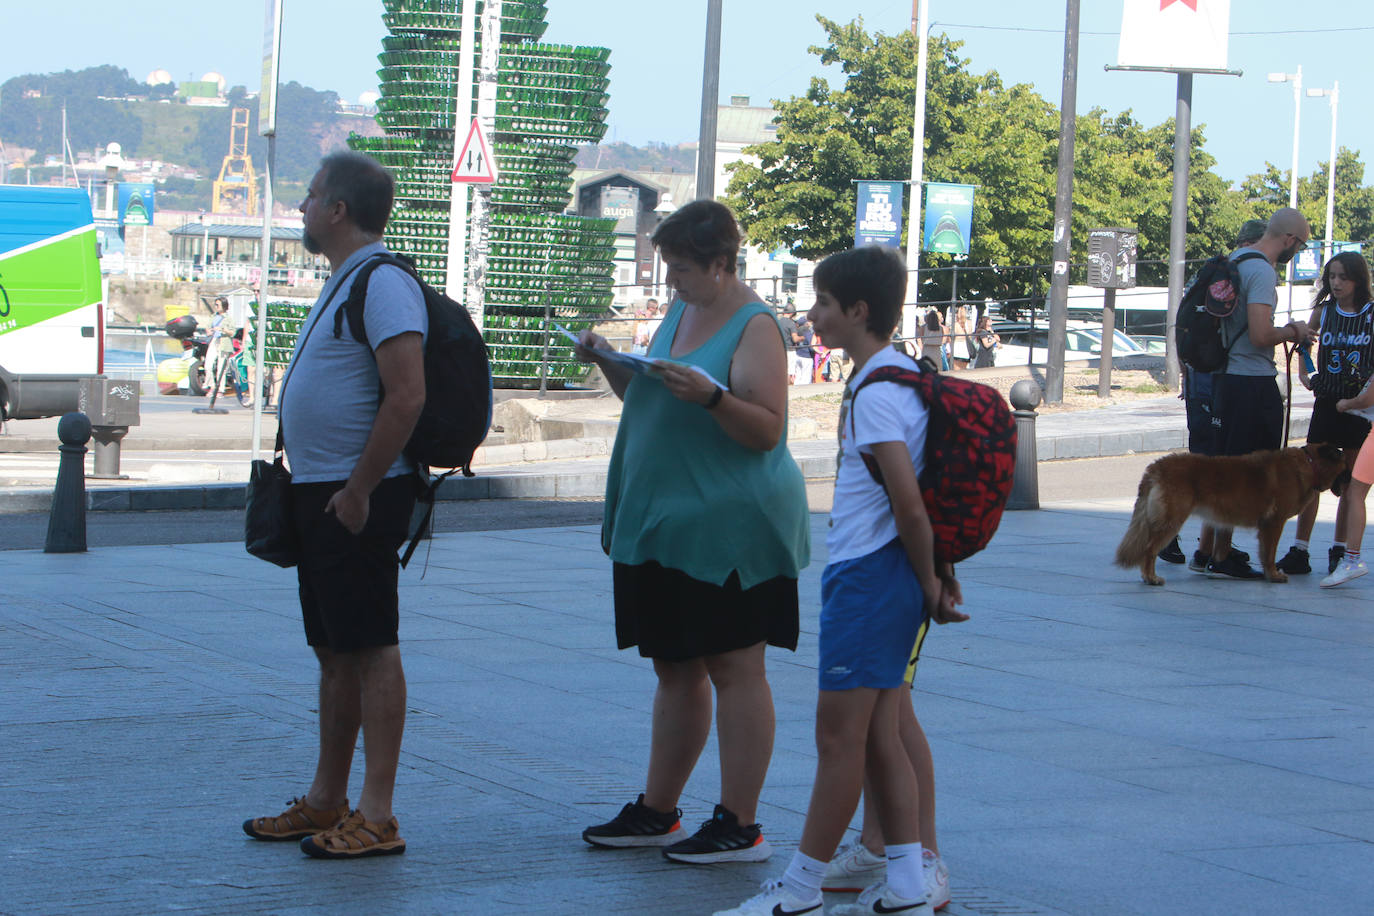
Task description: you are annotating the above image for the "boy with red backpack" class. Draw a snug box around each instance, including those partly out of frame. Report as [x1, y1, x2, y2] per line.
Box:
[715, 246, 973, 916]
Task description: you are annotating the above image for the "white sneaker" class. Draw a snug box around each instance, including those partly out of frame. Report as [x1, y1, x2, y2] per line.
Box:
[831, 881, 932, 915]
[1320, 558, 1368, 588]
[822, 841, 886, 892]
[923, 850, 950, 911]
[712, 879, 822, 916]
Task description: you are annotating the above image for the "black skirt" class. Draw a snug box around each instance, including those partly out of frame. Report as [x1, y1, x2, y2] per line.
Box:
[613, 561, 800, 661]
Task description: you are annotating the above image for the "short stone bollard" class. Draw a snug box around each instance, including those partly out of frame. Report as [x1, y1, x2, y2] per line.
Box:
[45, 412, 91, 554]
[1006, 380, 1041, 511]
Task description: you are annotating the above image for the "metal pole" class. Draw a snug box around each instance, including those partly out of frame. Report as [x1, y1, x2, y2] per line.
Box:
[904, 0, 930, 342]
[444, 0, 478, 302]
[1098, 287, 1116, 398]
[1044, 0, 1079, 405]
[1165, 72, 1192, 391]
[1324, 83, 1339, 258]
[251, 133, 275, 461]
[466, 0, 500, 329]
[1285, 67, 1302, 317]
[695, 0, 723, 200]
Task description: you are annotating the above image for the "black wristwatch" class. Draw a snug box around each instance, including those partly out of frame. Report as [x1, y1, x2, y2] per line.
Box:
[704, 385, 724, 409]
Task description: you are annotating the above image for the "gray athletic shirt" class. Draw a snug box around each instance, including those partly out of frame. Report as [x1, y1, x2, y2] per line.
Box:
[1221, 248, 1280, 377]
[280, 242, 428, 483]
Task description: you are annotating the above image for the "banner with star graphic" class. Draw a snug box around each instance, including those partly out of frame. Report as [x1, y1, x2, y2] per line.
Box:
[1117, 0, 1231, 72]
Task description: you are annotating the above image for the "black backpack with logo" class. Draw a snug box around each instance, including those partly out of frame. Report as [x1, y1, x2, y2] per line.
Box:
[1175, 250, 1266, 373]
[333, 253, 493, 566]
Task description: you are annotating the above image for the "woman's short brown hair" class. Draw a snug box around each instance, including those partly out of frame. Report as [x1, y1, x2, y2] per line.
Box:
[651, 199, 742, 272]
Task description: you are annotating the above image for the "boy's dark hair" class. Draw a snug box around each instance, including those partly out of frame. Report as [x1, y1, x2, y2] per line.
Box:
[318, 150, 395, 235]
[651, 199, 741, 272]
[813, 245, 909, 337]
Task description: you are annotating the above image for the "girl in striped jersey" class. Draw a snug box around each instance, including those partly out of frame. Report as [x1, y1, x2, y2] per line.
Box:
[1279, 251, 1374, 576]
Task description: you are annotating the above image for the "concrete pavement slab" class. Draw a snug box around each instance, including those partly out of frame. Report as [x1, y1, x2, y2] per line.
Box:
[2, 490, 1372, 914]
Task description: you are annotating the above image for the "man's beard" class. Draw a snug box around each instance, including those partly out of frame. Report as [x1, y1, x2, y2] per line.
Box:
[302, 229, 321, 254]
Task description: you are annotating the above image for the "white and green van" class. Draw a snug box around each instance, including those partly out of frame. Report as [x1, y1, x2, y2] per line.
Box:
[0, 186, 105, 419]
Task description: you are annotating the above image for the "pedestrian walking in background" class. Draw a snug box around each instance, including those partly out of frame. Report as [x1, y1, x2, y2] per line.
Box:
[242, 151, 426, 859]
[575, 199, 811, 866]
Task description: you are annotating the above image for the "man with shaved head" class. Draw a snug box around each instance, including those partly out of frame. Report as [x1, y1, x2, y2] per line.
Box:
[1195, 207, 1316, 579]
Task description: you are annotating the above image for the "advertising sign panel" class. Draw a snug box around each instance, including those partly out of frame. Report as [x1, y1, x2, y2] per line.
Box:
[922, 183, 975, 255]
[118, 183, 154, 227]
[1293, 241, 1362, 281]
[1117, 0, 1231, 72]
[854, 180, 904, 248]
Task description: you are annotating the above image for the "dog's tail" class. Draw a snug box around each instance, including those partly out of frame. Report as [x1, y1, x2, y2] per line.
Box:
[1115, 473, 1158, 568]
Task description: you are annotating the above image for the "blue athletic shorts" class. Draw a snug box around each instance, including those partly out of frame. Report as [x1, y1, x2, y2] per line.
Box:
[819, 538, 926, 691]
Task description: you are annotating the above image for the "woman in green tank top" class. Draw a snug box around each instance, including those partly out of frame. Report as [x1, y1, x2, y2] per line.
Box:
[574, 200, 811, 862]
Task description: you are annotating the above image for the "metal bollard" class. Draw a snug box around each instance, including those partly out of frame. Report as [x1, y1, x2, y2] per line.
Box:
[45, 412, 91, 553]
[1006, 380, 1041, 510]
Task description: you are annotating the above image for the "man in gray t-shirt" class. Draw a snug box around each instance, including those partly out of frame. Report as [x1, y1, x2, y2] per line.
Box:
[243, 152, 426, 859]
[1202, 207, 1315, 579]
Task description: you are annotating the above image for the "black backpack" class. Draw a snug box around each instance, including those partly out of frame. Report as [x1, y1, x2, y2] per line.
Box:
[1175, 250, 1266, 373]
[333, 253, 494, 565]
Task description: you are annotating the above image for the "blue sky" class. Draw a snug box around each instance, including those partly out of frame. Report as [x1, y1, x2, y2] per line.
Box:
[3, 1, 1370, 185]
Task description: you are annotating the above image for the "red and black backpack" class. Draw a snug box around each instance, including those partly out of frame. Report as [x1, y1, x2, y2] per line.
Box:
[851, 361, 1016, 563]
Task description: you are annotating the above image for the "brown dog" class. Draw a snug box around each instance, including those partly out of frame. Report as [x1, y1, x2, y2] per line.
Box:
[1115, 443, 1347, 586]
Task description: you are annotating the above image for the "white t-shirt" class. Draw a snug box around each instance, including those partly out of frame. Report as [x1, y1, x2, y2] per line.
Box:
[826, 347, 929, 564]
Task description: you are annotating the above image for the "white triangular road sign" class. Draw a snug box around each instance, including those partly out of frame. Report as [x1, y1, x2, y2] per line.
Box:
[451, 118, 497, 184]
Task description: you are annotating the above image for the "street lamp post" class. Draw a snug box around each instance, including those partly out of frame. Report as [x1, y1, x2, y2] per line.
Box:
[1268, 67, 1303, 318]
[1307, 81, 1340, 261]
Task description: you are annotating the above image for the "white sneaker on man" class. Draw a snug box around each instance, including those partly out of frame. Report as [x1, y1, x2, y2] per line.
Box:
[923, 849, 951, 910]
[823, 842, 886, 892]
[1320, 558, 1368, 588]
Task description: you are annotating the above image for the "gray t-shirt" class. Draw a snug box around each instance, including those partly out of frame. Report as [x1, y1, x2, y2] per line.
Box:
[280, 242, 428, 483]
[1221, 248, 1279, 377]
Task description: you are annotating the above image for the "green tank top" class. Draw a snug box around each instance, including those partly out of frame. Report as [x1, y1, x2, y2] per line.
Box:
[601, 298, 811, 588]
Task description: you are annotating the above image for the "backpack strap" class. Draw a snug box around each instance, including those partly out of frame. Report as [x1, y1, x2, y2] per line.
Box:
[332, 253, 418, 346]
[1218, 249, 1270, 355]
[848, 360, 925, 488]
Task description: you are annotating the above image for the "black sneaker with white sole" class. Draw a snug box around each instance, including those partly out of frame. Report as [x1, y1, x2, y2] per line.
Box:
[582, 794, 682, 848]
[1189, 551, 1210, 573]
[1206, 552, 1264, 579]
[1275, 546, 1311, 574]
[1157, 536, 1186, 564]
[1330, 545, 1346, 574]
[662, 804, 772, 863]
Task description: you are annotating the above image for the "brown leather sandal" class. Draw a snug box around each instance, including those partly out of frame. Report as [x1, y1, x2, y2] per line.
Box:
[300, 810, 406, 859]
[243, 796, 349, 841]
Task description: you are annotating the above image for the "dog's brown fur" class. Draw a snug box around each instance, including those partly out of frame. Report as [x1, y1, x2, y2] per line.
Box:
[1115, 443, 1347, 586]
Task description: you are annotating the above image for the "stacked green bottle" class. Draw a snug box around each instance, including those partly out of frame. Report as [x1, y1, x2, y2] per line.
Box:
[343, 0, 616, 388]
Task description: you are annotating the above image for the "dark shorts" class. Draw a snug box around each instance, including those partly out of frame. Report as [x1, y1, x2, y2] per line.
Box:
[1186, 395, 1218, 456]
[293, 474, 418, 652]
[1307, 395, 1372, 449]
[1212, 374, 1284, 456]
[613, 561, 799, 662]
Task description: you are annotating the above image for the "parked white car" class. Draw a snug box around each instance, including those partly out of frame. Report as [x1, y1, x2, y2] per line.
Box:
[987, 320, 1148, 368]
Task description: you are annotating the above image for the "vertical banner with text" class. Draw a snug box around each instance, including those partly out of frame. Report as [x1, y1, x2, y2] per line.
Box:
[922, 183, 975, 255]
[854, 180, 904, 248]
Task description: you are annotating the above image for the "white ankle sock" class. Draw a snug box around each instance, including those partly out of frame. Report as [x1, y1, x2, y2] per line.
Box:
[1294, 539, 1310, 552]
[1346, 548, 1361, 563]
[782, 851, 826, 903]
[885, 842, 926, 901]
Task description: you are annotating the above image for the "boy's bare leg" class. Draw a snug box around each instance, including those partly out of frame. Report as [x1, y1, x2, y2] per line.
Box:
[866, 689, 920, 848]
[797, 687, 879, 861]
